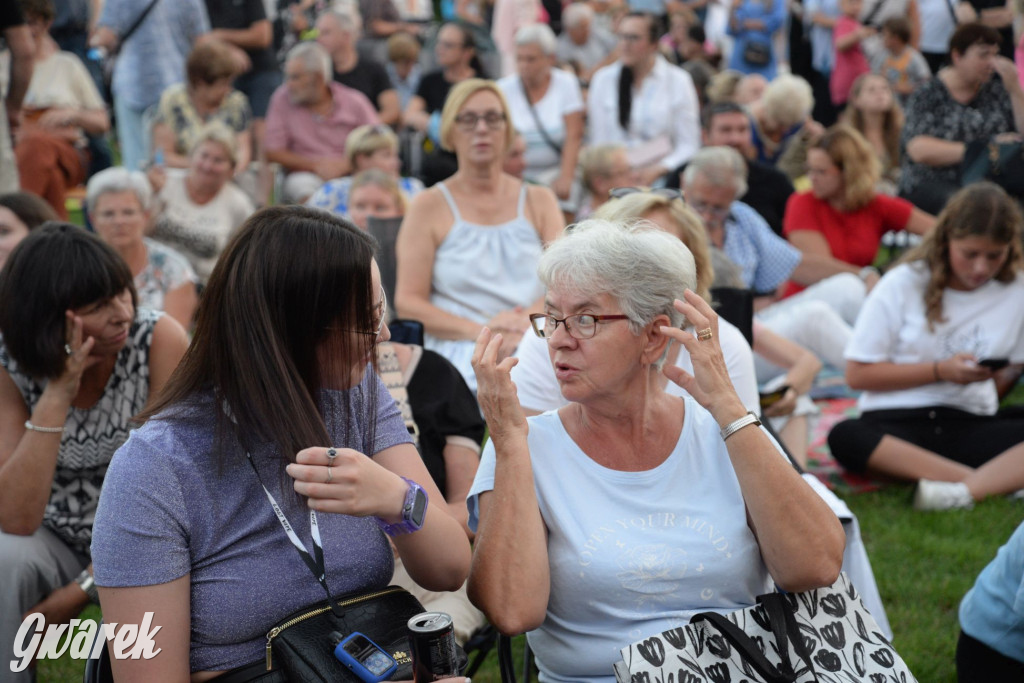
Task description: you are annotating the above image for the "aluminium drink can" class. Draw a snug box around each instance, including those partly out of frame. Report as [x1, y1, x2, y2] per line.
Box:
[407, 611, 459, 681]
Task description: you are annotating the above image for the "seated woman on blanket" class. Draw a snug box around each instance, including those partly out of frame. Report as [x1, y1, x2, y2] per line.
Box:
[467, 218, 844, 683]
[828, 181, 1024, 510]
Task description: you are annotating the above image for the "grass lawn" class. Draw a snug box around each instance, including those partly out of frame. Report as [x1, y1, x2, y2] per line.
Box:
[39, 487, 1022, 683]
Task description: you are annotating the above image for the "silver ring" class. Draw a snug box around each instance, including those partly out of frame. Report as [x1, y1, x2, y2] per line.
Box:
[64, 344, 73, 356]
[326, 467, 333, 483]
[326, 447, 338, 465]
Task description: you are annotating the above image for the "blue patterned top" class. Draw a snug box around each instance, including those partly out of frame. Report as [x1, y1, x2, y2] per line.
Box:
[723, 201, 802, 293]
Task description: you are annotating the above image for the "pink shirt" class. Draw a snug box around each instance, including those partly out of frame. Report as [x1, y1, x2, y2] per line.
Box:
[264, 81, 379, 158]
[831, 16, 871, 105]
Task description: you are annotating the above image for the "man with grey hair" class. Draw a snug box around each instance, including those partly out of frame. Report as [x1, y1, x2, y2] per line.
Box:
[315, 10, 400, 126]
[682, 145, 871, 369]
[555, 2, 617, 84]
[264, 41, 379, 202]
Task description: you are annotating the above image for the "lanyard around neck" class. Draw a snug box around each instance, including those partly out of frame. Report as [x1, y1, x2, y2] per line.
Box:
[244, 451, 341, 613]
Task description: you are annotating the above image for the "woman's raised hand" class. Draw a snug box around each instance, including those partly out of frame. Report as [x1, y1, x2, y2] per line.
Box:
[484, 306, 528, 360]
[471, 327, 528, 442]
[48, 312, 98, 401]
[287, 447, 408, 521]
[660, 290, 747, 424]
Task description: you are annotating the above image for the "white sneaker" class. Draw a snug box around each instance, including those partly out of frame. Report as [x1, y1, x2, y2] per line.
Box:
[914, 480, 975, 511]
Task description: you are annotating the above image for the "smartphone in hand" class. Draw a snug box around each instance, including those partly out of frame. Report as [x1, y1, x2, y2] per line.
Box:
[977, 358, 1010, 370]
[759, 385, 791, 410]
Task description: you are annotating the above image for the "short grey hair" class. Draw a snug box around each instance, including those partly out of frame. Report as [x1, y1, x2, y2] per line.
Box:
[682, 146, 748, 198]
[86, 167, 152, 212]
[562, 3, 594, 29]
[515, 23, 558, 56]
[538, 219, 696, 368]
[762, 74, 814, 130]
[287, 41, 333, 82]
[321, 8, 362, 36]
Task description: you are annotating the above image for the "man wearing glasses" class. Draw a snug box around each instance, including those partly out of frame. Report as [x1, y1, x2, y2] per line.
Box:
[681, 146, 874, 372]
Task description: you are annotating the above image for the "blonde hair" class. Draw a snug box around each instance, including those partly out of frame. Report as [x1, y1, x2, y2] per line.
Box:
[592, 191, 713, 301]
[761, 74, 814, 130]
[349, 169, 407, 214]
[839, 74, 904, 174]
[439, 79, 516, 153]
[344, 124, 399, 166]
[811, 125, 881, 210]
[900, 182, 1024, 329]
[706, 70, 743, 104]
[579, 144, 626, 194]
[189, 121, 238, 166]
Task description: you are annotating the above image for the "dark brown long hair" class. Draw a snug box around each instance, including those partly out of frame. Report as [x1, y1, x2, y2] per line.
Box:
[138, 206, 380, 465]
[899, 182, 1024, 329]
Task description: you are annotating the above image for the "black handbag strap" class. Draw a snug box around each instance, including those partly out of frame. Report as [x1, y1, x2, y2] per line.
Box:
[757, 593, 817, 678]
[118, 0, 161, 48]
[688, 612, 796, 683]
[520, 78, 562, 155]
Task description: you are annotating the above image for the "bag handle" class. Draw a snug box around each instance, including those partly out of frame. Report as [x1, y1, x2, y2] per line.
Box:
[688, 612, 796, 683]
[757, 593, 818, 678]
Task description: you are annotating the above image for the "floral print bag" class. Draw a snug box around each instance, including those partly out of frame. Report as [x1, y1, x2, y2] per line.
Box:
[614, 573, 917, 683]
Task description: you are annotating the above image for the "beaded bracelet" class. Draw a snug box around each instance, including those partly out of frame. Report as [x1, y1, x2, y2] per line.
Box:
[24, 420, 64, 434]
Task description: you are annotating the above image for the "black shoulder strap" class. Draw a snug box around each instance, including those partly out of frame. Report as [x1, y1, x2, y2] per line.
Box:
[118, 0, 162, 48]
[862, 0, 889, 27]
[520, 78, 563, 155]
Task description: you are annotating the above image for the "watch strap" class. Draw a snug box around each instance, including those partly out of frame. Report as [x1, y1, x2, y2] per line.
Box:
[376, 477, 427, 537]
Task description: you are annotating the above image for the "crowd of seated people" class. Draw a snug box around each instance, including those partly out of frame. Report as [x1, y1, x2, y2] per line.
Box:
[2, 0, 1024, 680]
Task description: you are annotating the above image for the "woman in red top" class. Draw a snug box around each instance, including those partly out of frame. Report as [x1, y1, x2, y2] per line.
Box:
[782, 125, 934, 296]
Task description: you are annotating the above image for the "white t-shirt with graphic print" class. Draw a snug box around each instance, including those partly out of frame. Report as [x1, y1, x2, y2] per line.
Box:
[467, 401, 773, 683]
[845, 262, 1024, 416]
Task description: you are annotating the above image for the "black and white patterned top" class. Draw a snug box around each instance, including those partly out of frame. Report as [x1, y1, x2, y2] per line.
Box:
[0, 308, 161, 556]
[899, 75, 1016, 196]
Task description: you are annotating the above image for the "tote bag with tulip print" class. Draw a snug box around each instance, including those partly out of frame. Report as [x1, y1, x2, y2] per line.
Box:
[613, 572, 917, 683]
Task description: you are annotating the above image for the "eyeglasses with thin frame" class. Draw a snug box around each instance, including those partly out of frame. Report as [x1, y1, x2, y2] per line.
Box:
[454, 111, 507, 131]
[529, 312, 630, 340]
[327, 287, 387, 337]
[688, 199, 731, 222]
[609, 187, 684, 202]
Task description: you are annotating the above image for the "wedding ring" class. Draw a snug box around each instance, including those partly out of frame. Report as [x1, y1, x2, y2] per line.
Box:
[326, 447, 338, 465]
[326, 467, 333, 483]
[696, 328, 713, 342]
[64, 344, 73, 356]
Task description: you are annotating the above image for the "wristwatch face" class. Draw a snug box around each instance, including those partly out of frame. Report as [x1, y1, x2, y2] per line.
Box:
[407, 486, 428, 528]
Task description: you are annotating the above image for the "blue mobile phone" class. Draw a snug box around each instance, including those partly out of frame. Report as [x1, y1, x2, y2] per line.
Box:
[334, 632, 398, 683]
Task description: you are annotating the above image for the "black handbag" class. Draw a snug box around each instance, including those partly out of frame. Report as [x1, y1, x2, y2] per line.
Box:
[266, 586, 429, 681]
[960, 138, 1024, 196]
[742, 40, 773, 66]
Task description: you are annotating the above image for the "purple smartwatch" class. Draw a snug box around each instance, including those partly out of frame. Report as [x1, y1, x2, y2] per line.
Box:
[376, 477, 428, 536]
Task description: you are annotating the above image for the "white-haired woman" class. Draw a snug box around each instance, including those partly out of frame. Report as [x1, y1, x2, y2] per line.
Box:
[468, 219, 845, 683]
[748, 73, 824, 180]
[148, 122, 255, 283]
[497, 24, 585, 205]
[87, 168, 199, 329]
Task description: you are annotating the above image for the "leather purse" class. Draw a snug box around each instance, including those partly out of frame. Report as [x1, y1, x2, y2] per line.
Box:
[960, 139, 1024, 196]
[266, 585, 428, 682]
[742, 41, 773, 67]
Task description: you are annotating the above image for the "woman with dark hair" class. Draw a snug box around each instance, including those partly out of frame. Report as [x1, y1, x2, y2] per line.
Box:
[899, 23, 1024, 213]
[828, 182, 1024, 510]
[0, 191, 58, 268]
[586, 12, 701, 186]
[0, 223, 188, 683]
[91, 206, 470, 680]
